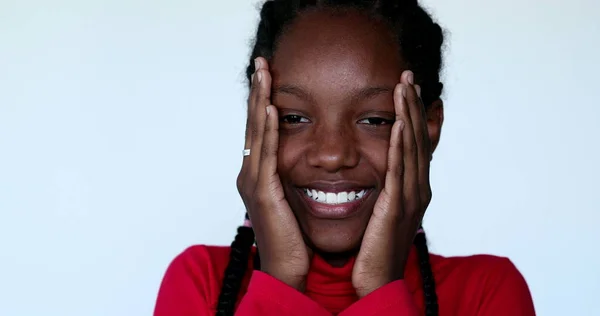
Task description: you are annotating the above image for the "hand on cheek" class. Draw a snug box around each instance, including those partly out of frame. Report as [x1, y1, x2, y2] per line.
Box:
[237, 57, 312, 292]
[351, 70, 433, 298]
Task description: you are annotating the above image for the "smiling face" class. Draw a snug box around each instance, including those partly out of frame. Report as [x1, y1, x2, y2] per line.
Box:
[270, 9, 436, 255]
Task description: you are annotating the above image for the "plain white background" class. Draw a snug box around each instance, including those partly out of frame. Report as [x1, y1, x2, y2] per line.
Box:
[1, 0, 599, 315]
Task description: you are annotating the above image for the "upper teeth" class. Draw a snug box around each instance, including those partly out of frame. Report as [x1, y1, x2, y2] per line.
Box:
[303, 188, 367, 204]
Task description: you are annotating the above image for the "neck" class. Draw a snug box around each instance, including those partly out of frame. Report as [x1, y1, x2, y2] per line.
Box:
[316, 249, 357, 267]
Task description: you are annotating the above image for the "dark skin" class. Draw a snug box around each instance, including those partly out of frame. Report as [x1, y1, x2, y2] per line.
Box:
[237, 9, 444, 297]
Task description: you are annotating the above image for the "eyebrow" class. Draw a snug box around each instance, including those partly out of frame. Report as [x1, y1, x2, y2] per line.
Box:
[273, 84, 316, 103]
[272, 84, 394, 104]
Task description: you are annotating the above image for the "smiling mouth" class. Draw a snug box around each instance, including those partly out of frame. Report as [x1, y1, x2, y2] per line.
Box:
[298, 187, 374, 219]
[301, 188, 369, 205]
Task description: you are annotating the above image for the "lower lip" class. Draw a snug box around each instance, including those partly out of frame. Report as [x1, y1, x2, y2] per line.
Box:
[299, 189, 372, 219]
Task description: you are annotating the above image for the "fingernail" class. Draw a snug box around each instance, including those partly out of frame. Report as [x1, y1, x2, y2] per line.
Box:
[254, 58, 260, 72]
[407, 71, 414, 84]
[415, 85, 421, 98]
[266, 105, 271, 115]
[257, 70, 263, 83]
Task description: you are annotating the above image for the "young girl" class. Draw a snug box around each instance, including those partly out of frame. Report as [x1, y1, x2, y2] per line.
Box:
[154, 0, 535, 315]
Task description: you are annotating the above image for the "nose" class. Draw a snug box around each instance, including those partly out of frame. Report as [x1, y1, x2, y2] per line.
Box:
[306, 124, 360, 173]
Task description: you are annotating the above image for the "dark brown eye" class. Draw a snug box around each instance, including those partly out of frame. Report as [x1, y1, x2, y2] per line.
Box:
[281, 115, 310, 124]
[357, 117, 394, 125]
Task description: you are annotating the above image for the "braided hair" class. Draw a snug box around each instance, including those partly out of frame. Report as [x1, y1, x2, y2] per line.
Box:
[217, 1, 444, 315]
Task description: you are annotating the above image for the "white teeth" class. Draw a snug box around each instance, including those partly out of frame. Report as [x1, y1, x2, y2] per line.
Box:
[337, 192, 348, 204]
[317, 191, 326, 202]
[348, 191, 356, 201]
[303, 189, 368, 205]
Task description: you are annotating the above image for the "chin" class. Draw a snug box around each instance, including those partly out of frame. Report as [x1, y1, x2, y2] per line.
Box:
[310, 234, 362, 254]
[299, 215, 370, 255]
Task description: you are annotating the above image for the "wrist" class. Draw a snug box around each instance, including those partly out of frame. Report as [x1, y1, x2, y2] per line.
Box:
[262, 267, 307, 292]
[354, 272, 405, 298]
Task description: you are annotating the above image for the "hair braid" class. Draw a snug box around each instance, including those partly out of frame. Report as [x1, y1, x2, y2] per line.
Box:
[414, 230, 439, 316]
[215, 226, 256, 316]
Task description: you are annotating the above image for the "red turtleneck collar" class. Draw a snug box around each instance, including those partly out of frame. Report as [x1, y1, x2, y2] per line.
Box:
[305, 248, 418, 313]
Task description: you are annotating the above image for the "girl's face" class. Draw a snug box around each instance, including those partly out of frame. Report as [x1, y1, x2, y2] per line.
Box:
[270, 9, 442, 255]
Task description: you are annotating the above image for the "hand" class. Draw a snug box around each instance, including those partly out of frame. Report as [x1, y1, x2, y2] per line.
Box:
[236, 57, 312, 291]
[352, 70, 432, 298]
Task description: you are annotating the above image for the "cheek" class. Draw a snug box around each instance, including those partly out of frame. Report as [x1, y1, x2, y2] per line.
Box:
[358, 135, 390, 183]
[276, 134, 306, 177]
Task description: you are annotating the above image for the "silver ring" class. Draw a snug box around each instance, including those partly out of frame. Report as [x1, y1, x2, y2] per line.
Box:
[243, 149, 251, 157]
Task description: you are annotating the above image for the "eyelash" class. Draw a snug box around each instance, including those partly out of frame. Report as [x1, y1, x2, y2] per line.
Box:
[357, 117, 394, 126]
[280, 115, 310, 124]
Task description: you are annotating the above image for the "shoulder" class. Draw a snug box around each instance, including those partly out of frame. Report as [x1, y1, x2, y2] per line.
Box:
[428, 253, 535, 314]
[162, 245, 245, 289]
[430, 252, 521, 278]
[159, 244, 233, 284]
[171, 244, 235, 270]
[155, 245, 247, 314]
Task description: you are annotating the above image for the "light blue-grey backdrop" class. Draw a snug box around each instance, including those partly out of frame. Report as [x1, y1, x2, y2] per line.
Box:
[1, 0, 598, 315]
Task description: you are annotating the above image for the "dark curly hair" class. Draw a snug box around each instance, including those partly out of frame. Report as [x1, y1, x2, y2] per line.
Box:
[217, 0, 444, 315]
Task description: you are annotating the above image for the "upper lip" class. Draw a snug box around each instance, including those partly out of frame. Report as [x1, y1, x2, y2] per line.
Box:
[299, 180, 372, 193]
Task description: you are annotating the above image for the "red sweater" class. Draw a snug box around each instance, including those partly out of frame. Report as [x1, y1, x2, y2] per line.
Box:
[154, 245, 535, 316]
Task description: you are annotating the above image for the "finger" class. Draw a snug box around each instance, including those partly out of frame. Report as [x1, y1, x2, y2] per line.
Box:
[244, 58, 263, 150]
[238, 59, 265, 197]
[403, 72, 432, 204]
[252, 105, 280, 246]
[252, 57, 272, 114]
[384, 120, 405, 194]
[414, 84, 427, 133]
[241, 58, 263, 178]
[249, 58, 273, 181]
[406, 84, 430, 159]
[258, 105, 279, 181]
[393, 80, 419, 211]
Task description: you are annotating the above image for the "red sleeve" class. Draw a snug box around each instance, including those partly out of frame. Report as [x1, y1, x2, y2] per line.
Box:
[338, 280, 419, 316]
[154, 246, 332, 316]
[237, 271, 332, 316]
[476, 258, 536, 316]
[154, 248, 213, 316]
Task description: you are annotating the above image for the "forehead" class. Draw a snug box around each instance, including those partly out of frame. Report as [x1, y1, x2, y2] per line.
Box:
[270, 9, 404, 90]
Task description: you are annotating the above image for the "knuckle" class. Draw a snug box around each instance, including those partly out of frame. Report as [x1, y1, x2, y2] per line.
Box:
[256, 88, 267, 102]
[377, 199, 392, 215]
[254, 191, 271, 208]
[261, 144, 277, 157]
[392, 165, 404, 178]
[236, 175, 244, 193]
[422, 186, 432, 205]
[405, 199, 422, 217]
[238, 183, 252, 198]
[408, 90, 420, 105]
[394, 84, 405, 100]
[408, 138, 418, 153]
[237, 172, 258, 202]
[250, 77, 259, 94]
[265, 119, 278, 132]
[386, 157, 403, 177]
[251, 125, 260, 138]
